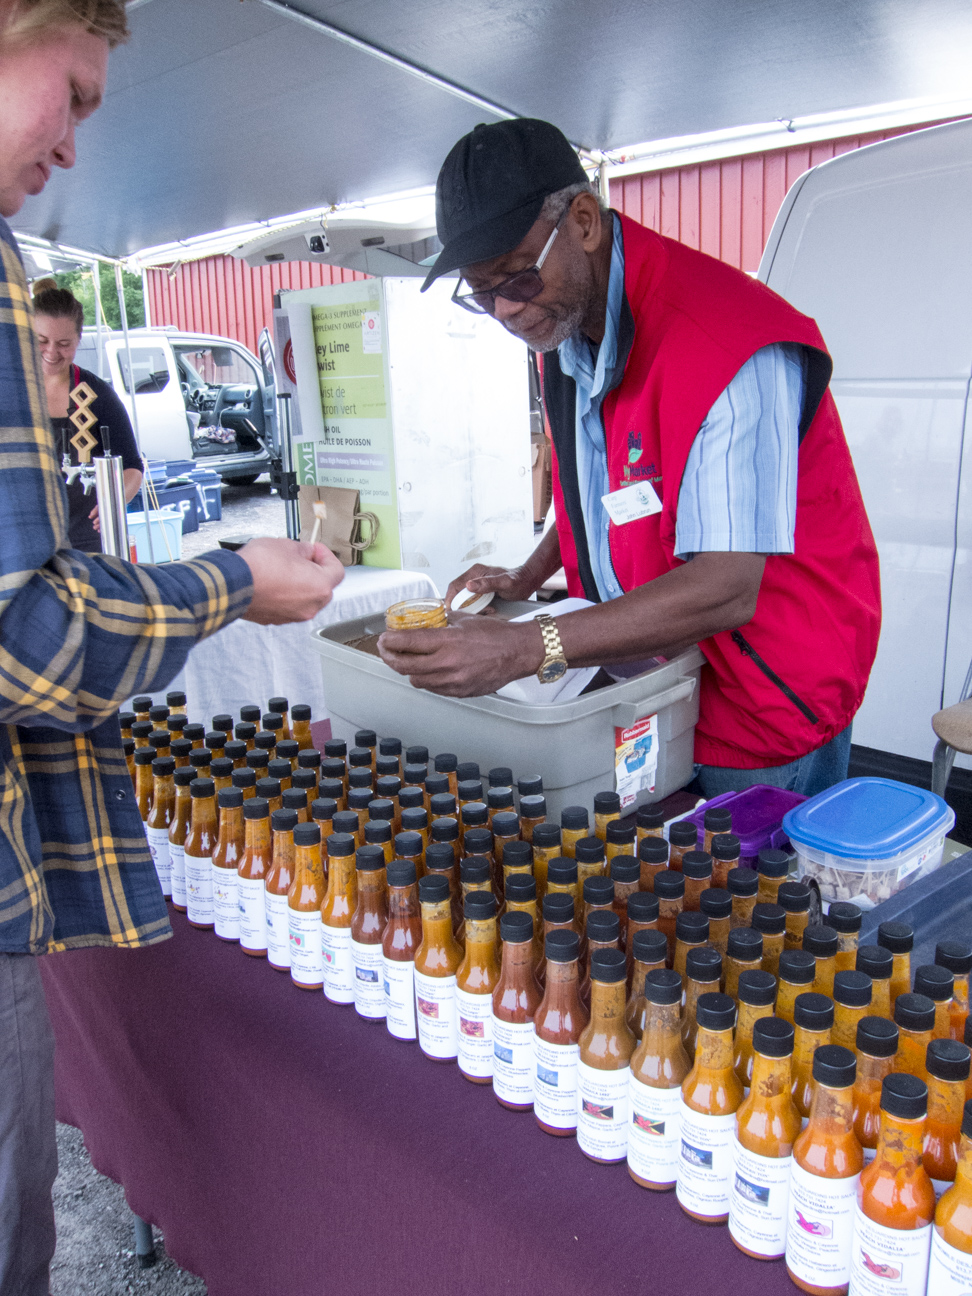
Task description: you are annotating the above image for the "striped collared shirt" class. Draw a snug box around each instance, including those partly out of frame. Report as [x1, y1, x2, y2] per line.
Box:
[0, 217, 252, 954]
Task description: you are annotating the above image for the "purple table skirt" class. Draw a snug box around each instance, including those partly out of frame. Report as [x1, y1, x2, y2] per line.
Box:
[41, 911, 799, 1296]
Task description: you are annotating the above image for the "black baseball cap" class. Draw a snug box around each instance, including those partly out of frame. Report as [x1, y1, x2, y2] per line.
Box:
[422, 119, 588, 290]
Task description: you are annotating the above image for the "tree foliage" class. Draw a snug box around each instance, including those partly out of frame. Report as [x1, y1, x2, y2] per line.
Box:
[53, 263, 145, 329]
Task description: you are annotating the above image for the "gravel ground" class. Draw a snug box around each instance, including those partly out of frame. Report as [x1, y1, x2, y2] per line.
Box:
[178, 474, 288, 560]
[52, 1124, 206, 1295]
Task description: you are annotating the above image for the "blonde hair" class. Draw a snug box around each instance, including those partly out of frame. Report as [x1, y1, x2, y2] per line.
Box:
[4, 0, 129, 46]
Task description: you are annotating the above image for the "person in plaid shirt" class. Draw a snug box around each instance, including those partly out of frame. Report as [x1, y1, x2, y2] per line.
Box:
[0, 5, 344, 1290]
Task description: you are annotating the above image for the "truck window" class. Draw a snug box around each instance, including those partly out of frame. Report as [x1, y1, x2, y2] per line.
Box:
[173, 345, 259, 390]
[117, 347, 170, 394]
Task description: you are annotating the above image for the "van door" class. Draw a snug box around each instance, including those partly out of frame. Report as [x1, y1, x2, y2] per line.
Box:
[105, 338, 192, 463]
[942, 385, 972, 769]
[258, 327, 278, 453]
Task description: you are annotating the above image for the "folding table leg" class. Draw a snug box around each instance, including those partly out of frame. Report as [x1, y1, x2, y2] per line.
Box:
[132, 1212, 157, 1269]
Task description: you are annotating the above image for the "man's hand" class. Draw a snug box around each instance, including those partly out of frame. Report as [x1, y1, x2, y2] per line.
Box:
[238, 537, 344, 625]
[444, 563, 539, 610]
[378, 615, 543, 697]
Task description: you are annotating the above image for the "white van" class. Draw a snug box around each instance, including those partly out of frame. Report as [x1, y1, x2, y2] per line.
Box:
[76, 325, 277, 484]
[758, 116, 972, 775]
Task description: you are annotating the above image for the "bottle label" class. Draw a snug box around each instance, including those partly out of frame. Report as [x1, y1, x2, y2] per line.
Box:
[727, 1137, 792, 1258]
[785, 1160, 860, 1288]
[184, 851, 213, 925]
[237, 874, 267, 952]
[413, 971, 458, 1059]
[455, 987, 494, 1078]
[212, 865, 240, 940]
[928, 1227, 972, 1294]
[351, 940, 386, 1019]
[533, 1038, 580, 1130]
[168, 841, 186, 907]
[146, 825, 171, 896]
[264, 891, 291, 970]
[627, 1077, 682, 1185]
[848, 1207, 931, 1296]
[675, 1106, 736, 1218]
[321, 924, 354, 1003]
[289, 908, 324, 986]
[577, 1060, 630, 1161]
[383, 956, 416, 1040]
[492, 1018, 535, 1104]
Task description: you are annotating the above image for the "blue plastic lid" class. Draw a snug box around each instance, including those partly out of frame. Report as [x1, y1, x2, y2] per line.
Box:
[783, 778, 954, 861]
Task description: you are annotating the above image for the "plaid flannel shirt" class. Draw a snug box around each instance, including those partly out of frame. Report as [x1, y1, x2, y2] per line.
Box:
[0, 217, 253, 954]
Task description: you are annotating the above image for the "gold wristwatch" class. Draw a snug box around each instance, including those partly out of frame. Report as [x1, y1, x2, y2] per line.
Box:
[536, 613, 568, 684]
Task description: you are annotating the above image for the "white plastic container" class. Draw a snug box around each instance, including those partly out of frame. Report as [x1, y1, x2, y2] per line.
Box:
[127, 508, 183, 563]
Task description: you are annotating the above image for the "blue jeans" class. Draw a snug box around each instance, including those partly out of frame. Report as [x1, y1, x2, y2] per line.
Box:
[689, 725, 853, 800]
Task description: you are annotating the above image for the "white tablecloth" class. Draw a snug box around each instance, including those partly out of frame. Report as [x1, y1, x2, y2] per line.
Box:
[152, 567, 437, 726]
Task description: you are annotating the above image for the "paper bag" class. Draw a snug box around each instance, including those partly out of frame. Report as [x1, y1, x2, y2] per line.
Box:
[297, 485, 379, 566]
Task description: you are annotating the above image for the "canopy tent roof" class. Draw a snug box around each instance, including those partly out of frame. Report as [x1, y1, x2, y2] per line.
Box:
[11, 0, 972, 261]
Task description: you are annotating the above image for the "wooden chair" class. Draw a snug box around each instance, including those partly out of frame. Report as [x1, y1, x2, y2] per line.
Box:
[932, 659, 972, 797]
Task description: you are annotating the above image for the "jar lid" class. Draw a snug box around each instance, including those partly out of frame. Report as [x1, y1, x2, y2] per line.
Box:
[893, 992, 936, 1033]
[727, 869, 758, 897]
[174, 767, 195, 787]
[606, 820, 636, 844]
[710, 833, 741, 860]
[881, 1073, 927, 1121]
[216, 784, 241, 808]
[542, 892, 574, 922]
[587, 910, 620, 942]
[675, 912, 708, 943]
[430, 818, 458, 843]
[610, 857, 640, 885]
[332, 811, 359, 836]
[576, 836, 606, 863]
[638, 838, 669, 864]
[364, 822, 390, 845]
[152, 756, 175, 776]
[777, 881, 812, 913]
[401, 807, 428, 830]
[699, 887, 732, 919]
[757, 848, 789, 878]
[590, 948, 626, 984]
[914, 964, 954, 1003]
[430, 793, 457, 817]
[488, 787, 515, 810]
[379, 737, 403, 756]
[189, 777, 215, 797]
[644, 968, 682, 1006]
[682, 851, 713, 879]
[547, 858, 578, 886]
[632, 929, 668, 964]
[778, 949, 817, 984]
[433, 752, 457, 773]
[386, 860, 416, 887]
[487, 765, 513, 787]
[703, 806, 733, 833]
[803, 924, 839, 957]
[458, 784, 485, 805]
[491, 813, 520, 837]
[652, 870, 684, 900]
[753, 1016, 794, 1058]
[823, 901, 862, 934]
[292, 821, 320, 847]
[298, 749, 322, 769]
[561, 806, 589, 830]
[310, 797, 336, 821]
[877, 921, 914, 954]
[751, 903, 786, 935]
[463, 827, 493, 855]
[583, 876, 614, 904]
[393, 831, 423, 857]
[856, 944, 894, 979]
[533, 823, 562, 849]
[323, 737, 347, 758]
[794, 993, 834, 1031]
[505, 874, 537, 902]
[519, 795, 546, 819]
[545, 928, 579, 962]
[727, 927, 762, 960]
[460, 857, 491, 885]
[291, 704, 311, 722]
[270, 808, 298, 831]
[637, 806, 665, 830]
[418, 874, 450, 903]
[668, 820, 698, 848]
[464, 891, 497, 920]
[368, 798, 395, 822]
[517, 775, 543, 798]
[926, 1039, 971, 1083]
[594, 791, 621, 815]
[406, 745, 430, 766]
[737, 969, 777, 1006]
[833, 970, 872, 1008]
[243, 796, 269, 820]
[231, 768, 257, 789]
[282, 788, 308, 811]
[503, 840, 532, 867]
[856, 1015, 899, 1057]
[425, 842, 456, 870]
[813, 1044, 857, 1088]
[686, 946, 723, 984]
[456, 760, 479, 781]
[627, 892, 660, 924]
[696, 992, 736, 1032]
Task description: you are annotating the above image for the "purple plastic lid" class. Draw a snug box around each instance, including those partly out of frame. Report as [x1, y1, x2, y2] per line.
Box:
[684, 785, 807, 867]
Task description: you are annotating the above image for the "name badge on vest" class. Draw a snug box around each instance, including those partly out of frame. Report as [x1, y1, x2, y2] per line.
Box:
[601, 481, 662, 526]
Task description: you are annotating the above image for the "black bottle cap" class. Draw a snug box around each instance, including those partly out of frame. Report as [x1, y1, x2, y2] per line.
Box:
[119, 711, 136, 728]
[386, 860, 416, 887]
[460, 857, 491, 885]
[293, 821, 321, 847]
[637, 805, 665, 831]
[405, 745, 429, 767]
[166, 715, 187, 733]
[710, 833, 741, 861]
[149, 729, 171, 749]
[517, 775, 543, 797]
[728, 869, 759, 898]
[914, 964, 955, 1003]
[633, 929, 669, 964]
[778, 949, 817, 985]
[590, 948, 627, 984]
[401, 807, 428, 832]
[813, 1044, 857, 1088]
[545, 929, 580, 962]
[505, 874, 537, 902]
[652, 870, 685, 900]
[682, 851, 713, 880]
[254, 732, 276, 752]
[833, 970, 872, 1008]
[777, 881, 812, 913]
[586, 910, 620, 943]
[542, 892, 575, 923]
[686, 946, 723, 984]
[183, 723, 205, 742]
[425, 774, 450, 800]
[419, 874, 450, 903]
[519, 794, 546, 820]
[151, 756, 175, 776]
[367, 798, 394, 823]
[757, 848, 789, 878]
[503, 840, 532, 868]
[376, 776, 402, 799]
[149, 705, 169, 723]
[644, 968, 683, 1006]
[606, 820, 636, 845]
[379, 737, 402, 757]
[224, 741, 247, 764]
[501, 910, 533, 943]
[877, 921, 914, 954]
[737, 969, 777, 1007]
[133, 696, 153, 710]
[332, 811, 360, 837]
[272, 738, 296, 762]
[399, 787, 424, 811]
[323, 738, 347, 759]
[463, 891, 496, 920]
[268, 697, 289, 715]
[236, 722, 257, 743]
[547, 858, 578, 887]
[610, 857, 640, 885]
[321, 758, 345, 781]
[355, 844, 385, 872]
[425, 841, 457, 871]
[348, 788, 374, 811]
[403, 764, 427, 786]
[728, 927, 763, 960]
[270, 808, 298, 831]
[491, 812, 520, 838]
[171, 738, 193, 760]
[699, 888, 732, 920]
[189, 777, 215, 798]
[627, 892, 660, 923]
[376, 756, 400, 779]
[803, 925, 839, 958]
[348, 746, 372, 768]
[174, 767, 195, 787]
[881, 1073, 927, 1121]
[675, 912, 709, 944]
[270, 758, 295, 781]
[458, 783, 485, 805]
[355, 729, 377, 748]
[319, 779, 343, 802]
[856, 944, 894, 980]
[823, 901, 862, 934]
[752, 903, 786, 935]
[583, 876, 614, 905]
[753, 1016, 794, 1058]
[464, 827, 494, 856]
[123, 739, 135, 756]
[166, 691, 187, 708]
[431, 818, 459, 845]
[927, 1039, 972, 1082]
[594, 791, 621, 815]
[456, 760, 479, 781]
[576, 836, 606, 863]
[290, 769, 316, 792]
[894, 993, 936, 1033]
[696, 992, 737, 1032]
[243, 797, 269, 821]
[794, 993, 835, 1032]
[488, 787, 515, 811]
[131, 721, 154, 739]
[532, 823, 562, 850]
[936, 941, 972, 977]
[262, 714, 284, 733]
[205, 730, 227, 750]
[965, 1100, 972, 1141]
[291, 704, 311, 723]
[364, 821, 391, 846]
[703, 806, 733, 834]
[487, 765, 513, 788]
[639, 837, 669, 864]
[311, 798, 337, 822]
[239, 705, 262, 724]
[668, 820, 698, 848]
[217, 786, 243, 809]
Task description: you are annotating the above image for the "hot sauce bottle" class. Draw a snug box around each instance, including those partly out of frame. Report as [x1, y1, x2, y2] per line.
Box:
[667, 820, 698, 873]
[119, 709, 135, 743]
[517, 794, 546, 843]
[757, 848, 789, 904]
[626, 891, 660, 981]
[380, 737, 403, 778]
[290, 703, 313, 750]
[725, 927, 764, 1000]
[857, 946, 894, 1021]
[805, 925, 840, 997]
[605, 819, 636, 862]
[287, 822, 325, 991]
[638, 837, 669, 892]
[628, 967, 691, 1190]
[729, 1016, 802, 1260]
[490, 811, 520, 873]
[703, 805, 732, 855]
[681, 851, 713, 913]
[123, 738, 136, 784]
[264, 808, 298, 972]
[833, 971, 874, 1051]
[793, 993, 835, 1120]
[593, 791, 621, 843]
[134, 748, 154, 821]
[425, 840, 462, 935]
[492, 910, 542, 1110]
[132, 695, 152, 723]
[238, 797, 271, 957]
[710, 833, 740, 890]
[753, 902, 787, 977]
[131, 720, 153, 754]
[502, 840, 534, 894]
[936, 942, 972, 1042]
[849, 1074, 935, 1296]
[826, 902, 862, 974]
[350, 845, 388, 1021]
[682, 947, 723, 1061]
[457, 856, 493, 942]
[653, 870, 685, 967]
[268, 697, 292, 740]
[779, 881, 813, 951]
[853, 1017, 900, 1164]
[733, 969, 778, 1091]
[636, 803, 665, 845]
[877, 921, 913, 1010]
[777, 950, 818, 1026]
[531, 822, 561, 900]
[212, 787, 243, 942]
[785, 1045, 864, 1296]
[546, 858, 580, 913]
[676, 991, 743, 1224]
[581, 909, 622, 1007]
[924, 1039, 972, 1199]
[321, 832, 358, 1004]
[185, 777, 217, 929]
[699, 888, 731, 958]
[394, 830, 424, 882]
[626, 929, 670, 1038]
[577, 948, 635, 1163]
[560, 806, 589, 859]
[534, 929, 588, 1136]
[610, 856, 641, 935]
[455, 892, 500, 1084]
[382, 860, 422, 1042]
[575, 836, 607, 889]
[167, 767, 194, 912]
[893, 993, 935, 1081]
[915, 964, 956, 1041]
[434, 751, 458, 798]
[928, 1098, 972, 1292]
[505, 874, 544, 978]
[728, 866, 759, 930]
[414, 874, 462, 1062]
[673, 912, 709, 989]
[146, 755, 175, 898]
[232, 769, 256, 801]
[542, 892, 576, 943]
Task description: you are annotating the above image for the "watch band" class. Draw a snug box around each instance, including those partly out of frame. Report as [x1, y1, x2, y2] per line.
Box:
[536, 613, 567, 682]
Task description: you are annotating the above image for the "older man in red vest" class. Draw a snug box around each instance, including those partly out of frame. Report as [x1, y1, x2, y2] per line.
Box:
[378, 119, 880, 797]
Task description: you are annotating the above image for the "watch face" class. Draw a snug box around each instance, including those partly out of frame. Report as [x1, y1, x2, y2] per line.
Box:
[539, 660, 568, 684]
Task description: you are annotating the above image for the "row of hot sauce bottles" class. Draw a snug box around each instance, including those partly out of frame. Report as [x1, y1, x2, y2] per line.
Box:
[123, 693, 972, 1296]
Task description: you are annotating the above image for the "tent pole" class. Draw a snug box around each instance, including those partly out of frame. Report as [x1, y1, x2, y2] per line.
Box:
[91, 260, 105, 380]
[115, 263, 156, 564]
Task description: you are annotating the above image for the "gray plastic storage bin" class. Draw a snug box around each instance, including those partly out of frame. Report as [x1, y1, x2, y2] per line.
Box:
[311, 607, 704, 820]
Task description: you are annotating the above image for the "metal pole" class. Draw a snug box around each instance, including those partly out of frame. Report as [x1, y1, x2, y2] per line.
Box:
[91, 260, 105, 380]
[114, 263, 155, 563]
[94, 453, 131, 559]
[277, 392, 300, 540]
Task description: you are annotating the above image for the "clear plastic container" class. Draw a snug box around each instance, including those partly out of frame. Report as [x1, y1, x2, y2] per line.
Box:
[385, 598, 448, 630]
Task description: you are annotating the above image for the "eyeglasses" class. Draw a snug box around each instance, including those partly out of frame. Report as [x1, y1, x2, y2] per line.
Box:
[452, 205, 569, 316]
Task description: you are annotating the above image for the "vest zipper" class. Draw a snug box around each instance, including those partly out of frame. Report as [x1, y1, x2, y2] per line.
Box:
[730, 630, 820, 726]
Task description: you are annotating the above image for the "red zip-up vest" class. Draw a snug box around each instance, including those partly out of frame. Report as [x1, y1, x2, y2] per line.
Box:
[543, 215, 881, 769]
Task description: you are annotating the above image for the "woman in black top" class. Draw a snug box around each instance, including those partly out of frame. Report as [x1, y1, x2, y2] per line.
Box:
[32, 284, 142, 552]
